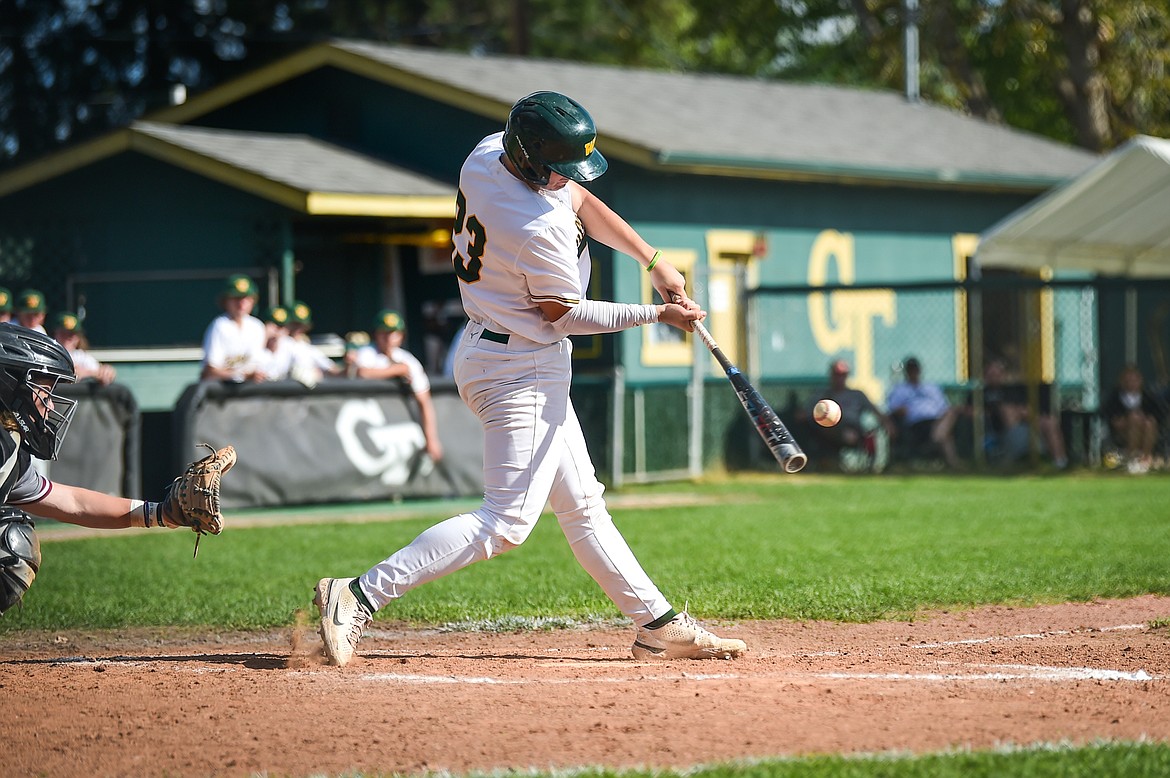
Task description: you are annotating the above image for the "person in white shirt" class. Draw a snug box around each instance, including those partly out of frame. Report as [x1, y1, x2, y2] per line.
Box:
[51, 311, 116, 385]
[0, 287, 12, 324]
[200, 274, 267, 383]
[287, 300, 340, 382]
[254, 306, 298, 381]
[347, 309, 442, 463]
[314, 91, 744, 668]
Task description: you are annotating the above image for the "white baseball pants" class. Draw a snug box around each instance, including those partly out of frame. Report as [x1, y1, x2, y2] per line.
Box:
[358, 325, 672, 625]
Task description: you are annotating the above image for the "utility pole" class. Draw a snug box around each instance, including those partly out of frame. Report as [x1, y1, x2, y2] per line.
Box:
[904, 0, 921, 103]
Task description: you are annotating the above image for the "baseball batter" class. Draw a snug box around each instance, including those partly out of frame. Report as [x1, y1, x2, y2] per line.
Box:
[315, 91, 747, 665]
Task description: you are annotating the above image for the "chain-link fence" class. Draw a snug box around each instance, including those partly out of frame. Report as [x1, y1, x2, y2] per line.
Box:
[744, 277, 1170, 473]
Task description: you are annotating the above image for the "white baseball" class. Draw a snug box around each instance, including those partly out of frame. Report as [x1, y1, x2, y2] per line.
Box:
[813, 399, 842, 427]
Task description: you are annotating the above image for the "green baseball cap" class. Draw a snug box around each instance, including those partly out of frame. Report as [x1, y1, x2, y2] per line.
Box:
[263, 306, 290, 326]
[53, 311, 83, 333]
[16, 289, 46, 314]
[221, 274, 258, 299]
[290, 300, 313, 327]
[374, 309, 405, 333]
[345, 330, 370, 350]
[0, 287, 11, 313]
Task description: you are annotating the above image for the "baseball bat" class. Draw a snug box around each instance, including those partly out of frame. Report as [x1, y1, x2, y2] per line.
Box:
[692, 319, 808, 474]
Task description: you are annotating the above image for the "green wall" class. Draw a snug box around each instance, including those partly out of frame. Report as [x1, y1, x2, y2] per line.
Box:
[0, 154, 294, 347]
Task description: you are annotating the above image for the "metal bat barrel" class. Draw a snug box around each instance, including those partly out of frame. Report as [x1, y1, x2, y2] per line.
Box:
[690, 318, 807, 473]
[733, 382, 808, 473]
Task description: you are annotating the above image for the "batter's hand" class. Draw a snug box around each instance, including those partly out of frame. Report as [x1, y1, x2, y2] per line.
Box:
[659, 303, 706, 333]
[650, 261, 699, 312]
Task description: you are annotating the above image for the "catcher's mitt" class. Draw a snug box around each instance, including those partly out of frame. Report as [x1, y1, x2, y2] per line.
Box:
[161, 443, 236, 556]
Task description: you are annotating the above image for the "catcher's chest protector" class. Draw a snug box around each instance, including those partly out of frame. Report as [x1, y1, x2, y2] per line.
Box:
[0, 428, 29, 502]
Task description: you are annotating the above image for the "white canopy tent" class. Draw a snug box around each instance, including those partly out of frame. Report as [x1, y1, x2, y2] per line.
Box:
[976, 135, 1170, 277]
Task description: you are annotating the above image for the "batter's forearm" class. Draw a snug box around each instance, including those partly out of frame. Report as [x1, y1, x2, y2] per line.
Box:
[549, 299, 661, 336]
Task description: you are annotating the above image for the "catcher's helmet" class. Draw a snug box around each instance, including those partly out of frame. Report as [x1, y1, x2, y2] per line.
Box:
[503, 91, 608, 186]
[0, 325, 77, 460]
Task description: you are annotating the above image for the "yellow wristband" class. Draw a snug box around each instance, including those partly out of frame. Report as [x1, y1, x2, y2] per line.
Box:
[646, 251, 661, 273]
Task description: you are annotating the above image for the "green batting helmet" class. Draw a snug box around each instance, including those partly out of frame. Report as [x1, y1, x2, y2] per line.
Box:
[503, 91, 607, 186]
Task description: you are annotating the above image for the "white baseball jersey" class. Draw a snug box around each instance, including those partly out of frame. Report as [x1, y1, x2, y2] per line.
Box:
[201, 314, 266, 380]
[452, 132, 590, 345]
[294, 339, 337, 372]
[67, 348, 101, 373]
[353, 345, 430, 393]
[256, 334, 298, 380]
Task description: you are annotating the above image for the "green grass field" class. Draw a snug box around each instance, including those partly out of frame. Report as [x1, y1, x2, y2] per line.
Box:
[5, 472, 1169, 776]
[5, 473, 1168, 631]
[516, 741, 1170, 777]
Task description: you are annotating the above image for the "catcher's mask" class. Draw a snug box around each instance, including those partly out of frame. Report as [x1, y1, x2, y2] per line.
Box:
[0, 325, 77, 460]
[503, 91, 608, 187]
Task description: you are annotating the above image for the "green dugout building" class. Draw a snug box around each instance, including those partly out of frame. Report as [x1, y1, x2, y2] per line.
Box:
[0, 40, 1098, 480]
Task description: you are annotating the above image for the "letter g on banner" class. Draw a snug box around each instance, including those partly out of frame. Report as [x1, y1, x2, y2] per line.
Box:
[336, 398, 432, 486]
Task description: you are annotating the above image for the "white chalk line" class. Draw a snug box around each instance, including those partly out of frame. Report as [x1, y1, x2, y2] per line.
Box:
[41, 660, 1160, 684]
[358, 663, 1161, 686]
[814, 665, 1157, 683]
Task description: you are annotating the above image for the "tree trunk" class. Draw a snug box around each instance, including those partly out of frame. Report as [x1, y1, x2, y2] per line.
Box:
[1055, 0, 1111, 150]
[928, 4, 1002, 122]
[509, 0, 531, 55]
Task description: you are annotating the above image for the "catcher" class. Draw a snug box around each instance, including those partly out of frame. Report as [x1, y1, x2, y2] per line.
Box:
[0, 324, 236, 616]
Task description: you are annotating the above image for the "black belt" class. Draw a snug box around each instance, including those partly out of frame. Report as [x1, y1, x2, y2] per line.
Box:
[481, 329, 509, 344]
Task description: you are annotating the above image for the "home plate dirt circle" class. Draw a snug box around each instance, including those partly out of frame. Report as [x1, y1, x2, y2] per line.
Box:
[3, 595, 1168, 777]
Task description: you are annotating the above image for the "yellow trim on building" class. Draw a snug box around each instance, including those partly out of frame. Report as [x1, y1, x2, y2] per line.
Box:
[641, 249, 696, 367]
[306, 193, 455, 218]
[951, 233, 979, 383]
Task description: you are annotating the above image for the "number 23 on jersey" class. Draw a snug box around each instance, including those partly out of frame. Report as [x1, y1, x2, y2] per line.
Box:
[452, 188, 486, 283]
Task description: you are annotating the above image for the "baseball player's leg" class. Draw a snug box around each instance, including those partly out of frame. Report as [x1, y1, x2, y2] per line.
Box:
[548, 401, 747, 660]
[547, 401, 671, 624]
[357, 341, 571, 610]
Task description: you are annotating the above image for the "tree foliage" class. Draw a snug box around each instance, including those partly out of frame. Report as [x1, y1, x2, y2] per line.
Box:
[1, 0, 1166, 170]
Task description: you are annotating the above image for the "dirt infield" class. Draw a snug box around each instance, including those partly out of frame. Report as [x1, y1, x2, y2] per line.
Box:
[4, 595, 1169, 777]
